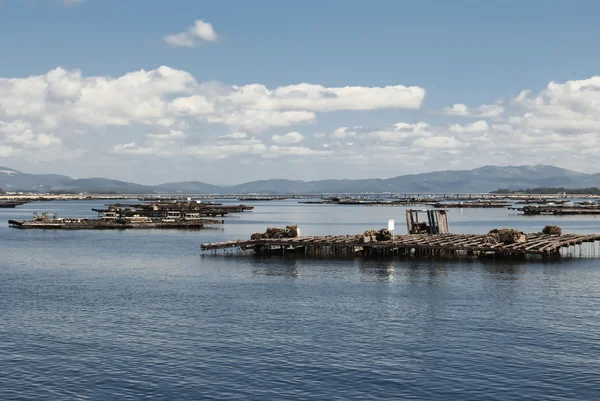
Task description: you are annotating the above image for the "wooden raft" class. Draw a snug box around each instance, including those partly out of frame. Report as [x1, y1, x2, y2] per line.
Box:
[201, 233, 600, 259]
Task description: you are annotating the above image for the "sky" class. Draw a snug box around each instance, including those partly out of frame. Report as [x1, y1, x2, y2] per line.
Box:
[1, 0, 600, 185]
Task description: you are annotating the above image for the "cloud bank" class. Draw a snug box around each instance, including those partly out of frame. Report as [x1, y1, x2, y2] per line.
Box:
[2, 65, 600, 181]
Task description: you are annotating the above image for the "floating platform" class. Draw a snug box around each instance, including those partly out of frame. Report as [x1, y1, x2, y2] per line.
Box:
[430, 202, 512, 208]
[510, 206, 600, 215]
[0, 201, 27, 208]
[201, 233, 600, 260]
[514, 199, 569, 205]
[9, 218, 224, 229]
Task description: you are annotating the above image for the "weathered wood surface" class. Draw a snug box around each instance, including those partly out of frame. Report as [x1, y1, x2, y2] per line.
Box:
[201, 233, 600, 256]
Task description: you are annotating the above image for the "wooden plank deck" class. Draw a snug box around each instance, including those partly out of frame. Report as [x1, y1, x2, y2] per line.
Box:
[201, 233, 600, 259]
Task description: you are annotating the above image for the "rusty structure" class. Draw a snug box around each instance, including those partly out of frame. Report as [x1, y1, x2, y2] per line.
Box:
[405, 209, 449, 234]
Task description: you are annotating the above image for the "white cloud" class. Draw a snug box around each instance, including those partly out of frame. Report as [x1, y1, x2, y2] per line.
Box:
[147, 129, 186, 141]
[0, 66, 426, 133]
[268, 145, 332, 157]
[8, 132, 61, 149]
[512, 76, 600, 133]
[331, 127, 359, 139]
[0, 145, 13, 157]
[169, 95, 214, 115]
[112, 142, 165, 156]
[207, 109, 316, 130]
[8, 65, 600, 180]
[413, 136, 464, 149]
[0, 119, 61, 150]
[272, 132, 304, 144]
[368, 122, 431, 142]
[219, 132, 248, 139]
[227, 83, 425, 112]
[449, 120, 489, 133]
[443, 103, 503, 118]
[164, 20, 218, 48]
[476, 104, 504, 118]
[442, 103, 469, 116]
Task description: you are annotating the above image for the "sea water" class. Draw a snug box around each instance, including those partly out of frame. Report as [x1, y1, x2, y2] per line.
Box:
[1, 200, 600, 400]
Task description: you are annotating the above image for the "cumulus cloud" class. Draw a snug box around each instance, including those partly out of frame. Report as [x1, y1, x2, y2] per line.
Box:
[443, 103, 504, 118]
[7, 65, 600, 179]
[164, 20, 218, 48]
[331, 127, 358, 139]
[272, 132, 304, 144]
[512, 76, 600, 133]
[0, 66, 197, 128]
[449, 120, 489, 133]
[0, 118, 63, 162]
[368, 122, 431, 142]
[207, 110, 315, 131]
[268, 145, 332, 157]
[226, 83, 425, 112]
[219, 132, 248, 139]
[442, 103, 469, 116]
[147, 129, 187, 141]
[0, 66, 426, 133]
[0, 65, 432, 171]
[413, 136, 464, 149]
[120, 139, 330, 160]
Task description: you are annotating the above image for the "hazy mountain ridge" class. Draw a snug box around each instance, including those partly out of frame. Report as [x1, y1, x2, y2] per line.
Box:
[1, 165, 598, 194]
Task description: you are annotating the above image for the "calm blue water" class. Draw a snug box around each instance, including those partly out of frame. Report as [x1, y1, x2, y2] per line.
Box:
[1, 200, 600, 400]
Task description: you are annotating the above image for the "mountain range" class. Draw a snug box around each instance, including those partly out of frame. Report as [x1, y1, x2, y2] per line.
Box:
[0, 165, 598, 194]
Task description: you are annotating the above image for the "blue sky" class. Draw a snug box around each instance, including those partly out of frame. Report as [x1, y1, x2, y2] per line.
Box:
[0, 0, 599, 184]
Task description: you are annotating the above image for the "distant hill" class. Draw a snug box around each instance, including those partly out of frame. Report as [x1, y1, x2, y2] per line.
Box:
[1, 164, 599, 194]
[0, 166, 75, 192]
[153, 181, 222, 194]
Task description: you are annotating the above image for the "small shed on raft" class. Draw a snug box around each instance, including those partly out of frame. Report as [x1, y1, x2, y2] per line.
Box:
[406, 209, 449, 234]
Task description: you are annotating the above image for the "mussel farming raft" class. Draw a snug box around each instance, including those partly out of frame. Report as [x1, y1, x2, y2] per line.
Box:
[510, 205, 600, 215]
[9, 218, 224, 229]
[430, 202, 512, 208]
[201, 210, 600, 260]
[6, 200, 253, 229]
[201, 232, 600, 260]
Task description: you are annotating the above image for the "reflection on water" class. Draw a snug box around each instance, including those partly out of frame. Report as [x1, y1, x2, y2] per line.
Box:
[251, 258, 301, 278]
[481, 260, 526, 280]
[358, 260, 395, 281]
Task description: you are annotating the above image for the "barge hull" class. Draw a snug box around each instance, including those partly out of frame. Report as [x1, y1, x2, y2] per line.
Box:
[9, 219, 224, 229]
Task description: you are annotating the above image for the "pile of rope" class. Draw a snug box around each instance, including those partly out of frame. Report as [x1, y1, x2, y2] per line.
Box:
[542, 225, 562, 236]
[251, 225, 299, 240]
[361, 229, 377, 242]
[361, 228, 393, 243]
[376, 228, 392, 241]
[486, 228, 527, 245]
